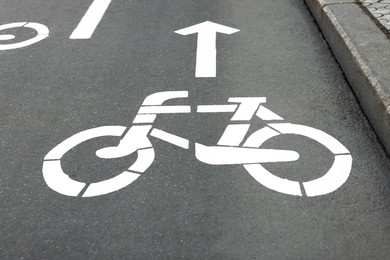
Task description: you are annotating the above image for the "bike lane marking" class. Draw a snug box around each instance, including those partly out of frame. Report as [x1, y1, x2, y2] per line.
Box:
[82, 171, 140, 197]
[195, 144, 300, 165]
[229, 97, 266, 121]
[0, 34, 15, 40]
[42, 92, 353, 198]
[43, 160, 86, 196]
[70, 0, 112, 39]
[0, 22, 49, 50]
[256, 106, 284, 121]
[303, 155, 352, 196]
[43, 126, 156, 197]
[244, 164, 303, 196]
[150, 129, 190, 149]
[138, 106, 191, 114]
[175, 21, 239, 78]
[197, 104, 238, 113]
[128, 148, 156, 173]
[242, 123, 352, 197]
[133, 114, 157, 124]
[267, 123, 352, 196]
[217, 124, 250, 146]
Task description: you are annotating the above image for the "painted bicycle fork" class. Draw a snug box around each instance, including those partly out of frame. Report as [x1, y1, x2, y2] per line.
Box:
[96, 91, 299, 164]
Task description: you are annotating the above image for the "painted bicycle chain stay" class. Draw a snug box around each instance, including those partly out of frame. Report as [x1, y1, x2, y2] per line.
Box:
[43, 91, 353, 198]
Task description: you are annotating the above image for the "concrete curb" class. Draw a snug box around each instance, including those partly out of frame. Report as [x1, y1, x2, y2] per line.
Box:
[304, 0, 390, 156]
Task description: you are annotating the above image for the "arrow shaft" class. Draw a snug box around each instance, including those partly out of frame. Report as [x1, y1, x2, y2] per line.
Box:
[197, 31, 216, 49]
[196, 32, 217, 78]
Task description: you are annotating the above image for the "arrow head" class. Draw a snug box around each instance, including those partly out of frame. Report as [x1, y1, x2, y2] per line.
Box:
[175, 21, 239, 35]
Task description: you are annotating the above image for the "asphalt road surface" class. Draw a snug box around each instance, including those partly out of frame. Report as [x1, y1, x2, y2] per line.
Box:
[1, 0, 390, 258]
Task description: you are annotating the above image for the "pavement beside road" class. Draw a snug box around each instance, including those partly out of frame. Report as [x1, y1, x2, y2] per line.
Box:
[363, 0, 390, 31]
[304, 0, 390, 156]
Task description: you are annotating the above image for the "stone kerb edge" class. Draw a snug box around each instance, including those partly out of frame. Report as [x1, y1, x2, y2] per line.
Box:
[304, 0, 390, 156]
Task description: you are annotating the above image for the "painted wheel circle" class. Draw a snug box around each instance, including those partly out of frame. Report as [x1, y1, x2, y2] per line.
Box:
[0, 22, 49, 50]
[43, 126, 155, 197]
[243, 123, 352, 197]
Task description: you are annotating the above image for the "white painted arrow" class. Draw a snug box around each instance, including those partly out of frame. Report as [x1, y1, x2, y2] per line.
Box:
[175, 21, 239, 78]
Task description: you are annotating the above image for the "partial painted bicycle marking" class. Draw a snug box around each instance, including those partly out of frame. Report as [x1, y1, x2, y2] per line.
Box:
[0, 22, 49, 50]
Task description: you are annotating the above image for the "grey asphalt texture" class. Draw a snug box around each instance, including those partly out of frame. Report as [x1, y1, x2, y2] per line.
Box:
[1, 0, 390, 258]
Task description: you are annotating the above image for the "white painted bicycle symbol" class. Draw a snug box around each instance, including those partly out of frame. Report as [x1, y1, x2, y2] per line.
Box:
[43, 91, 352, 198]
[0, 22, 49, 50]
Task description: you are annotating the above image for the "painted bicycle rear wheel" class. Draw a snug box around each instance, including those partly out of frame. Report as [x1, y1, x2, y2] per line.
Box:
[42, 126, 155, 197]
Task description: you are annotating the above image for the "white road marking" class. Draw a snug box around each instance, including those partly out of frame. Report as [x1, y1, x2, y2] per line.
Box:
[217, 124, 250, 146]
[197, 104, 237, 113]
[70, 0, 112, 39]
[43, 126, 126, 196]
[0, 22, 49, 50]
[244, 123, 352, 196]
[256, 106, 284, 121]
[228, 97, 265, 121]
[45, 126, 126, 160]
[268, 123, 350, 154]
[142, 91, 188, 106]
[82, 171, 140, 197]
[151, 128, 189, 149]
[303, 154, 352, 197]
[133, 114, 157, 124]
[195, 143, 299, 165]
[243, 126, 280, 148]
[244, 164, 303, 196]
[128, 148, 155, 173]
[25, 22, 49, 35]
[0, 22, 27, 31]
[42, 160, 86, 196]
[96, 125, 153, 159]
[43, 91, 353, 198]
[175, 21, 239, 77]
[138, 106, 191, 114]
[43, 126, 156, 197]
[0, 34, 15, 40]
